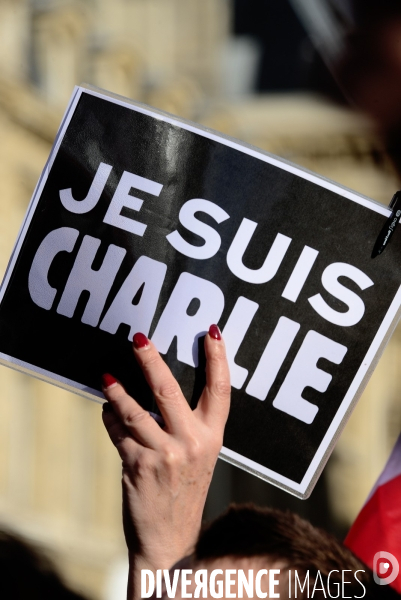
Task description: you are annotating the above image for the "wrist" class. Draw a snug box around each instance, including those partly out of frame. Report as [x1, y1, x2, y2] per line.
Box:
[128, 546, 187, 573]
[129, 524, 200, 571]
[128, 552, 182, 600]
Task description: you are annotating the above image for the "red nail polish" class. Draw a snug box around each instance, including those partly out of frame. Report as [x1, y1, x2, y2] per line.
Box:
[209, 324, 221, 340]
[133, 332, 150, 349]
[102, 373, 117, 389]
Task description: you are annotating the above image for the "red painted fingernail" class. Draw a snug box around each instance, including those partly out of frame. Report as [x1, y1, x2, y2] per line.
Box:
[102, 373, 117, 389]
[133, 332, 150, 349]
[209, 324, 221, 340]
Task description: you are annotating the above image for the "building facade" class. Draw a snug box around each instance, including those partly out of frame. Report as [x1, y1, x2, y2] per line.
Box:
[0, 1, 399, 598]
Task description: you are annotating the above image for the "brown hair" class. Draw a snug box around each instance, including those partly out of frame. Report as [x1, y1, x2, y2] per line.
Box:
[194, 504, 399, 599]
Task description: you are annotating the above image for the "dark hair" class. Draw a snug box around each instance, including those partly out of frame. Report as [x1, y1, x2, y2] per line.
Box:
[351, 0, 401, 26]
[0, 529, 89, 600]
[337, 1, 401, 99]
[195, 504, 400, 599]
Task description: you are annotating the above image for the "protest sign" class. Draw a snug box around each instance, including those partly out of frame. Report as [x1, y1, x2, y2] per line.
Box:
[1, 84, 401, 498]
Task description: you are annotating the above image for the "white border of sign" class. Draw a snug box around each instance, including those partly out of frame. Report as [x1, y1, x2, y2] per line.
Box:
[0, 84, 399, 499]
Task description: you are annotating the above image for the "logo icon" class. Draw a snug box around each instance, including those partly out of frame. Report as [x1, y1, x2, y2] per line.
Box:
[373, 551, 399, 586]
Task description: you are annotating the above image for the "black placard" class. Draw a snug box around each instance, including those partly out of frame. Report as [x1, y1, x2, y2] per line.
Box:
[1, 85, 400, 497]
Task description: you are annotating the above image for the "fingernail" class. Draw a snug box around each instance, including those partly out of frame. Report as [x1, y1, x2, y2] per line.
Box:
[133, 332, 150, 349]
[102, 373, 117, 389]
[209, 324, 221, 340]
[102, 402, 113, 413]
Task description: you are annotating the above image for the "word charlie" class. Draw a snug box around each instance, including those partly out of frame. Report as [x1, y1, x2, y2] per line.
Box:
[28, 163, 373, 424]
[141, 568, 367, 598]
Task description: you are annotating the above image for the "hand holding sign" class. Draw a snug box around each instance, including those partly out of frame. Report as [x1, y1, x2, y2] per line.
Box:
[102, 326, 230, 598]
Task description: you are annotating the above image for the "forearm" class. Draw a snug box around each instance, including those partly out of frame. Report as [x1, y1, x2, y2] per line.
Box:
[127, 551, 188, 600]
[128, 553, 149, 600]
[123, 481, 205, 599]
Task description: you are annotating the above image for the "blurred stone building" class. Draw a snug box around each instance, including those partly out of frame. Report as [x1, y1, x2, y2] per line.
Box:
[0, 1, 400, 598]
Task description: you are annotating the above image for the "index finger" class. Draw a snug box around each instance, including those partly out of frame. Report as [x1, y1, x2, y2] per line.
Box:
[133, 333, 193, 434]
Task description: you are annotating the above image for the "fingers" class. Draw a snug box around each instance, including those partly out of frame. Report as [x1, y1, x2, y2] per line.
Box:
[197, 325, 231, 430]
[102, 326, 230, 450]
[101, 404, 142, 464]
[102, 374, 166, 449]
[132, 333, 193, 434]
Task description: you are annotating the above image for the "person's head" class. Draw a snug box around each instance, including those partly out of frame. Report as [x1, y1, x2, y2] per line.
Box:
[162, 505, 399, 598]
[337, 1, 401, 133]
[0, 528, 88, 600]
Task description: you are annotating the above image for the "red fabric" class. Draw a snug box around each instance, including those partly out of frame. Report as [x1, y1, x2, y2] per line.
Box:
[345, 474, 401, 593]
